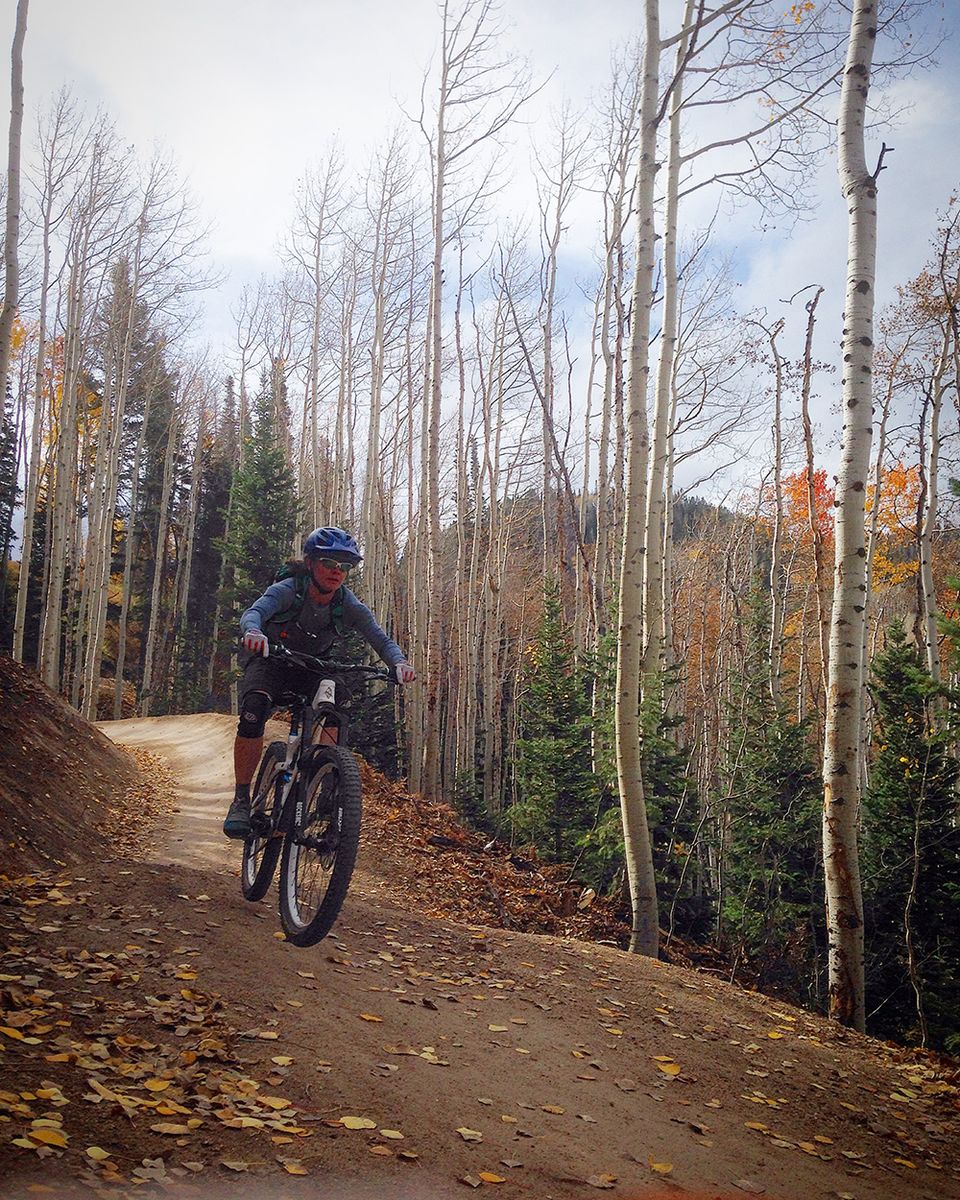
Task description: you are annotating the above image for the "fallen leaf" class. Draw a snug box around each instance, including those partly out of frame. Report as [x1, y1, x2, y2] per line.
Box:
[360, 1013, 384, 1023]
[656, 1062, 681, 1076]
[150, 1123, 191, 1135]
[27, 1129, 68, 1148]
[283, 1163, 309, 1175]
[461, 1175, 482, 1188]
[541, 1105, 565, 1114]
[340, 1116, 377, 1130]
[379, 1129, 404, 1139]
[457, 1127, 484, 1142]
[85, 1147, 112, 1161]
[479, 1172, 506, 1183]
[369, 1145, 393, 1156]
[733, 1181, 765, 1194]
[585, 1174, 617, 1189]
[221, 1161, 248, 1172]
[144, 1079, 171, 1092]
[650, 1160, 673, 1175]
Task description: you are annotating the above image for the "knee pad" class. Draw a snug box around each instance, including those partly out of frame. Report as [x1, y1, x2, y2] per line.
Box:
[238, 690, 271, 738]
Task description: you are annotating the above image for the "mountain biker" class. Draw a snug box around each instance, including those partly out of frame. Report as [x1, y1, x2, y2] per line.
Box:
[223, 526, 415, 839]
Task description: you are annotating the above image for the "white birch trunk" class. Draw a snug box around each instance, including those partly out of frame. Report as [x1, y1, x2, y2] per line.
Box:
[822, 0, 878, 1032]
[615, 0, 660, 958]
[0, 0, 27, 428]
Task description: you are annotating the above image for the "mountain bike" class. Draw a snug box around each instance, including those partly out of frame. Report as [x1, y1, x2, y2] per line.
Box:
[240, 642, 396, 946]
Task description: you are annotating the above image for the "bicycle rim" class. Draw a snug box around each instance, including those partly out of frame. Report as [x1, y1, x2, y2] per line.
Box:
[241, 743, 284, 900]
[280, 747, 361, 944]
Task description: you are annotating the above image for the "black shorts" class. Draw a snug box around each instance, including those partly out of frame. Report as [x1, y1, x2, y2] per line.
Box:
[240, 655, 325, 707]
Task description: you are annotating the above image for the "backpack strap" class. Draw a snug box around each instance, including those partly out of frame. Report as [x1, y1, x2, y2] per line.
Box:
[330, 585, 345, 636]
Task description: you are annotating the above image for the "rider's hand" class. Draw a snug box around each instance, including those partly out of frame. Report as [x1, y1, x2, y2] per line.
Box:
[395, 662, 416, 685]
[243, 630, 269, 658]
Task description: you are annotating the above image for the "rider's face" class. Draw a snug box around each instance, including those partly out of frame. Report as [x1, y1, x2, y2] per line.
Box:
[309, 557, 348, 594]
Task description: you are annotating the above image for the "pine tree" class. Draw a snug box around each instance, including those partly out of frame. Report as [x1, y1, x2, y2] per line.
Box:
[863, 620, 960, 1050]
[513, 578, 598, 861]
[721, 584, 822, 999]
[220, 369, 299, 627]
[175, 379, 238, 709]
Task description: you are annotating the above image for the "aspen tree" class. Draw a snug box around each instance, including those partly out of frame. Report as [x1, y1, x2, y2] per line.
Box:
[0, 0, 27, 429]
[415, 0, 533, 800]
[641, 0, 694, 688]
[140, 382, 180, 716]
[616, 0, 661, 957]
[823, 0, 881, 1032]
[39, 117, 128, 690]
[13, 93, 86, 662]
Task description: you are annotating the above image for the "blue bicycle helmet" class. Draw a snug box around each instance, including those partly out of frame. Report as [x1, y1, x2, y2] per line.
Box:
[303, 526, 362, 565]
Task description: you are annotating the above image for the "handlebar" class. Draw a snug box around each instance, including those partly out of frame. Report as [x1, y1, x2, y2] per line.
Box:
[267, 641, 398, 684]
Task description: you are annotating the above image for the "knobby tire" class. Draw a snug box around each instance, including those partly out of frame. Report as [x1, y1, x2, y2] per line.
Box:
[241, 741, 285, 902]
[279, 745, 362, 946]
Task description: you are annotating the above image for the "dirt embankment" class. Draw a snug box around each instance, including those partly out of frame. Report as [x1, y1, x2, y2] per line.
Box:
[0, 657, 173, 871]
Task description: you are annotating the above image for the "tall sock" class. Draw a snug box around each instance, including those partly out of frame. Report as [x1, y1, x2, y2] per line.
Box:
[235, 783, 250, 801]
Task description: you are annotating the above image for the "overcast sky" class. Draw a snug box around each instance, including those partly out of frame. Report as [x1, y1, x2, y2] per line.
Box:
[3, 1, 959, 485]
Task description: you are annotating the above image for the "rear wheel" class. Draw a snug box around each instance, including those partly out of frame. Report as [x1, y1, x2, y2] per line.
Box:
[241, 741, 285, 902]
[279, 746, 362, 946]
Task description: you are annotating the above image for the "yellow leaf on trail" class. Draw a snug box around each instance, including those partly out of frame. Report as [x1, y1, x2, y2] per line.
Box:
[221, 1161, 248, 1171]
[360, 1013, 383, 1022]
[28, 1128, 68, 1147]
[271, 1056, 294, 1066]
[150, 1123, 190, 1135]
[488, 1025, 509, 1032]
[257, 1031, 279, 1040]
[767, 1032, 784, 1039]
[379, 1129, 404, 1139]
[656, 1062, 681, 1076]
[144, 1080, 171, 1092]
[541, 1105, 565, 1114]
[457, 1127, 484, 1142]
[479, 1172, 506, 1183]
[86, 1147, 112, 1161]
[894, 1158, 917, 1169]
[369, 1145, 393, 1157]
[652, 1055, 674, 1062]
[744, 1122, 768, 1132]
[585, 1173, 617, 1189]
[340, 1116, 377, 1130]
[649, 1161, 673, 1176]
[283, 1163, 309, 1175]
[260, 1096, 291, 1110]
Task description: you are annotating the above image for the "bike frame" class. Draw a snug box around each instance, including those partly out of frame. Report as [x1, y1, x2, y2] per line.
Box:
[257, 646, 392, 840]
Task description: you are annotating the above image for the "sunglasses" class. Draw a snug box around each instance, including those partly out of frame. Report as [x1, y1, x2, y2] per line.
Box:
[313, 557, 351, 574]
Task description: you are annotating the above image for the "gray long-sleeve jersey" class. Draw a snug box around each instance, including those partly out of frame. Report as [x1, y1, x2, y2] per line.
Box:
[240, 579, 406, 668]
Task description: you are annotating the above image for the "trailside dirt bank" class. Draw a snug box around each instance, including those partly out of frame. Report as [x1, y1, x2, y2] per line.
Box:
[0, 713, 957, 1200]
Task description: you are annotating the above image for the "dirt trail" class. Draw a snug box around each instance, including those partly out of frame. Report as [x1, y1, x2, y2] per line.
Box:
[100, 714, 238, 870]
[4, 714, 957, 1200]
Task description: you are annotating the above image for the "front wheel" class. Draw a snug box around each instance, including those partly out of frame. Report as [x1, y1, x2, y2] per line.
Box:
[241, 741, 285, 902]
[279, 745, 362, 946]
